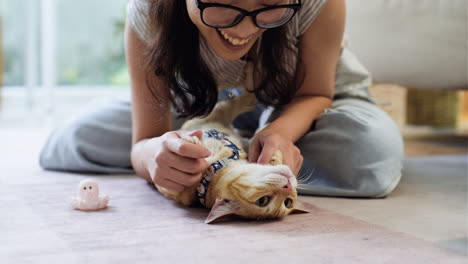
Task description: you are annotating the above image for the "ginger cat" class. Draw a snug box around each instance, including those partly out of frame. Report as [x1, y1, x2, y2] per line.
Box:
[155, 63, 307, 223]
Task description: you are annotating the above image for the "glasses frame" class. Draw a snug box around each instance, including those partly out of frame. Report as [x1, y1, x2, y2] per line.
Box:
[195, 0, 302, 29]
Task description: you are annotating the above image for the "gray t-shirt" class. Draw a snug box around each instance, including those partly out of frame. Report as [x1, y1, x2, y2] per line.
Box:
[127, 0, 373, 99]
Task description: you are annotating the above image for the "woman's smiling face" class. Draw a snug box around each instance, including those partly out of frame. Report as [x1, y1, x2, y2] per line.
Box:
[185, 0, 289, 60]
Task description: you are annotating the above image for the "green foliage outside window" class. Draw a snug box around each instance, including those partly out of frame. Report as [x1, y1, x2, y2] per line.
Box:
[2, 0, 129, 87]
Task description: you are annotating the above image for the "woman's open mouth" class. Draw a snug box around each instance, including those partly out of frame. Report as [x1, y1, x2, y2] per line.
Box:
[216, 29, 251, 51]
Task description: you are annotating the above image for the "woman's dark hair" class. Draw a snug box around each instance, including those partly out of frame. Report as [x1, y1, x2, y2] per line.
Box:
[146, 0, 301, 119]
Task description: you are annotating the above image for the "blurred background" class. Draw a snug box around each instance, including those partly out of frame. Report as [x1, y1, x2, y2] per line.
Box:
[1, 0, 129, 127]
[0, 0, 467, 144]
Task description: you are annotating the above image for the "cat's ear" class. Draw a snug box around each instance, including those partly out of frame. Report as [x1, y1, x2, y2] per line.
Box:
[205, 198, 240, 224]
[290, 200, 313, 214]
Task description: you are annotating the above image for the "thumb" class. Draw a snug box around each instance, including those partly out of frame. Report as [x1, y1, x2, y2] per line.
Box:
[177, 129, 204, 140]
[188, 129, 204, 140]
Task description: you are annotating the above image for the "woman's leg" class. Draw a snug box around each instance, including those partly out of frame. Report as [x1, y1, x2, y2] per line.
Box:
[38, 89, 247, 174]
[263, 97, 404, 198]
[39, 98, 134, 174]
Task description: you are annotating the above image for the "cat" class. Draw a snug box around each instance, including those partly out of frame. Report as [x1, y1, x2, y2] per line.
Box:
[155, 63, 307, 224]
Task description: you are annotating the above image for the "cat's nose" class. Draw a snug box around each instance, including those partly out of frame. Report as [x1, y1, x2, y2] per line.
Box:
[283, 182, 292, 191]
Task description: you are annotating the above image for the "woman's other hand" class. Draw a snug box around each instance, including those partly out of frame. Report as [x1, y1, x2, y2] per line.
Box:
[248, 128, 303, 176]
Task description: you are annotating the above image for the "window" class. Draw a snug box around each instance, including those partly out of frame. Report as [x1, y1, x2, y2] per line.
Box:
[2, 0, 27, 87]
[1, 0, 129, 88]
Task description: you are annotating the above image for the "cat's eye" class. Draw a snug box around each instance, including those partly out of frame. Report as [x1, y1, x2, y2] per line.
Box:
[284, 198, 293, 208]
[83, 187, 86, 190]
[255, 196, 271, 207]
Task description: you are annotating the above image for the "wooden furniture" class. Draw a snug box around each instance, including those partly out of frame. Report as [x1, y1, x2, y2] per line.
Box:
[369, 84, 408, 127]
[370, 84, 468, 131]
[406, 89, 468, 130]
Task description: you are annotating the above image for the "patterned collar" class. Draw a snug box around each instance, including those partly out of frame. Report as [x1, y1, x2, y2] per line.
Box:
[196, 129, 242, 207]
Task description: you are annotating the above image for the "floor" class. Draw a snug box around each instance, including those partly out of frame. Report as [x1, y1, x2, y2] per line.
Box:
[1, 92, 467, 262]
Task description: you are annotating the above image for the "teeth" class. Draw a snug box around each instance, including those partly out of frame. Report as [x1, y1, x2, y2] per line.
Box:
[219, 30, 250, 46]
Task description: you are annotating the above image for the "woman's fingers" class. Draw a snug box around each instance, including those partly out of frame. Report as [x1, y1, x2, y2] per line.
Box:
[161, 151, 208, 174]
[147, 130, 212, 193]
[249, 131, 304, 175]
[182, 129, 204, 141]
[152, 151, 206, 190]
[248, 139, 261, 163]
[153, 177, 185, 193]
[281, 153, 293, 172]
[257, 143, 277, 165]
[168, 130, 211, 188]
[165, 132, 211, 159]
[282, 146, 303, 175]
[165, 167, 204, 187]
[292, 153, 304, 176]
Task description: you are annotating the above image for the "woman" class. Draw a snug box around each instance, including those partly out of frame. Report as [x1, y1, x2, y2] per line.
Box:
[40, 0, 404, 197]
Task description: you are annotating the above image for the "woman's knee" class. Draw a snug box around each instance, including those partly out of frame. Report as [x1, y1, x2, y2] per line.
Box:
[352, 156, 403, 198]
[298, 99, 404, 197]
[349, 111, 403, 196]
[39, 120, 95, 171]
[39, 99, 133, 172]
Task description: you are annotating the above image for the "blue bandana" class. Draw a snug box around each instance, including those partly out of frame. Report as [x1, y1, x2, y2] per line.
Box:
[196, 129, 243, 207]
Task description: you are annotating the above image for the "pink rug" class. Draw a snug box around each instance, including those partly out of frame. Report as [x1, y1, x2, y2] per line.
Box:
[0, 129, 466, 263]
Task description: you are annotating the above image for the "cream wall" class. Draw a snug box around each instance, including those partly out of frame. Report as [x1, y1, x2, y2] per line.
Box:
[345, 0, 467, 90]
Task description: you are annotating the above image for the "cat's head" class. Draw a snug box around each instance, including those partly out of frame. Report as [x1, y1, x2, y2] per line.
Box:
[205, 163, 307, 223]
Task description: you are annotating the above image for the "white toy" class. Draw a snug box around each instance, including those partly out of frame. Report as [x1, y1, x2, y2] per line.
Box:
[71, 179, 109, 211]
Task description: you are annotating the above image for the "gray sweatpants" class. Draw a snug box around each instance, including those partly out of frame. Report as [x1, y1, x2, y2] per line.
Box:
[39, 94, 404, 198]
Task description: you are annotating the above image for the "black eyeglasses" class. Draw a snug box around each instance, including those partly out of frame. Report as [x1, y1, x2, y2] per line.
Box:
[195, 0, 302, 29]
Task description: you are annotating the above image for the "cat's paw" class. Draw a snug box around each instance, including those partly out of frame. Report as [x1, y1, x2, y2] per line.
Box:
[269, 150, 283, 165]
[182, 135, 205, 147]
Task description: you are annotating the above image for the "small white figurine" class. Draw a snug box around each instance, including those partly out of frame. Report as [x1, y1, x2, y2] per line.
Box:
[71, 179, 109, 211]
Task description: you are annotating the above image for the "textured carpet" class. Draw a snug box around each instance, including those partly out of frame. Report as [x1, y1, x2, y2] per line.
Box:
[302, 154, 468, 256]
[0, 129, 466, 263]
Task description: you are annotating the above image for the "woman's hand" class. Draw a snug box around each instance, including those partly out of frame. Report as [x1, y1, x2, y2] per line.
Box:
[143, 130, 211, 192]
[248, 128, 303, 176]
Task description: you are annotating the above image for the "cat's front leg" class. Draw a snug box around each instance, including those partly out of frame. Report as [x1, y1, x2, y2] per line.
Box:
[182, 135, 228, 164]
[182, 135, 204, 147]
[269, 150, 283, 166]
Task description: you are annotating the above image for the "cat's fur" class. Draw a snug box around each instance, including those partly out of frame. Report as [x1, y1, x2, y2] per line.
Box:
[155, 63, 306, 223]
